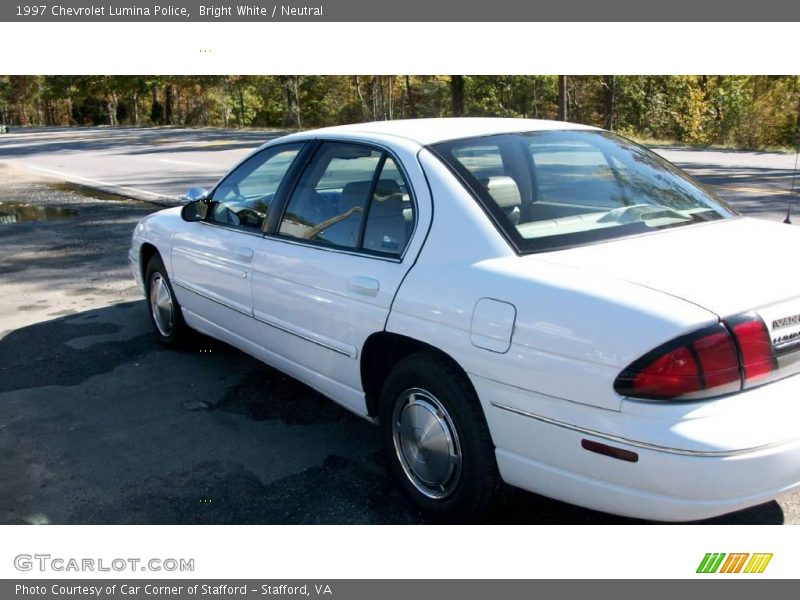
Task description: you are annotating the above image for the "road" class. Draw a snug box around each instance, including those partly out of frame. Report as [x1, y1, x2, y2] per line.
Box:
[1, 127, 798, 218]
[0, 127, 799, 525]
[0, 127, 284, 201]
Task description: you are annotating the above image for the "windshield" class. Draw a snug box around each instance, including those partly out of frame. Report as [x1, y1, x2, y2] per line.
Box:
[431, 130, 736, 253]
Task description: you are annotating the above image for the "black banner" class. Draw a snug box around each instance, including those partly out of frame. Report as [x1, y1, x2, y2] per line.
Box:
[4, 580, 799, 600]
[2, 0, 800, 22]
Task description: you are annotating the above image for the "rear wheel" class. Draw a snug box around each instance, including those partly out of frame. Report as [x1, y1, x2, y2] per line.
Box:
[145, 254, 192, 347]
[379, 351, 501, 521]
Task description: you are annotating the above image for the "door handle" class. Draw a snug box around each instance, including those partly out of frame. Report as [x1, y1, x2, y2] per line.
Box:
[234, 246, 254, 262]
[347, 276, 380, 297]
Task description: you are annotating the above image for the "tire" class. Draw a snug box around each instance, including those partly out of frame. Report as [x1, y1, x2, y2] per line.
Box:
[145, 254, 192, 347]
[379, 351, 502, 521]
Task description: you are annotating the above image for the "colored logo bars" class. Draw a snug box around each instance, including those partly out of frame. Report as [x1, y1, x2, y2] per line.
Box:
[696, 553, 773, 574]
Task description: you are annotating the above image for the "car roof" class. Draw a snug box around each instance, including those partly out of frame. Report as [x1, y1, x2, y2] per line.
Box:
[278, 117, 599, 147]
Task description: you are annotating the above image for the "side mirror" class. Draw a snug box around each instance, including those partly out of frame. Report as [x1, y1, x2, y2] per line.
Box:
[181, 200, 209, 222]
[183, 187, 209, 203]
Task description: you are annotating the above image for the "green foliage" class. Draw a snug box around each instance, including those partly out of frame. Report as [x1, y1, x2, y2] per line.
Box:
[0, 75, 797, 151]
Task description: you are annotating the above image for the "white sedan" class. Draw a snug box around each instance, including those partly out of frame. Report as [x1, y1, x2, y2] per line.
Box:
[129, 118, 800, 522]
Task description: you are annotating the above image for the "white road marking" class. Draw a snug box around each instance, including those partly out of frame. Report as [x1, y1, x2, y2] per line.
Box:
[713, 184, 791, 197]
[18, 163, 177, 200]
[157, 158, 210, 167]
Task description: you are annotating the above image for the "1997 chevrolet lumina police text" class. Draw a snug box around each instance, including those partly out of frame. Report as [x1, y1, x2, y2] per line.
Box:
[129, 118, 800, 521]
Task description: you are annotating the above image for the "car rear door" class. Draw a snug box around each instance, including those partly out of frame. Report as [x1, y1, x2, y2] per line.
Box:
[250, 140, 430, 414]
[170, 143, 305, 342]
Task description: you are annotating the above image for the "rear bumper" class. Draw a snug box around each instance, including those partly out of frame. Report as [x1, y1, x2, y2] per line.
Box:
[472, 374, 800, 522]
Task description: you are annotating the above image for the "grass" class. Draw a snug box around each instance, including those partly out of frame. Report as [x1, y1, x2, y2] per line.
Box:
[628, 133, 798, 154]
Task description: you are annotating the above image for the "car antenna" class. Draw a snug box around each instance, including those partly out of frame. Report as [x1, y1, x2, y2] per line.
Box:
[784, 140, 800, 225]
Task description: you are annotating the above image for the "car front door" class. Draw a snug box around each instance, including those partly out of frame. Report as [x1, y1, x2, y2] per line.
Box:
[250, 140, 429, 414]
[170, 143, 305, 343]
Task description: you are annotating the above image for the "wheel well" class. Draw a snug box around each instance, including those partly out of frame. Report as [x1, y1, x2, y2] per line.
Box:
[139, 243, 160, 284]
[361, 332, 469, 417]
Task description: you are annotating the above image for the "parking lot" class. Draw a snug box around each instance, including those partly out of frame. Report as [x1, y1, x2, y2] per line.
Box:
[1, 127, 799, 524]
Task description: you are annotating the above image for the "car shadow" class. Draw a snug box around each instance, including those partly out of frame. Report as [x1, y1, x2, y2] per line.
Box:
[0, 302, 786, 525]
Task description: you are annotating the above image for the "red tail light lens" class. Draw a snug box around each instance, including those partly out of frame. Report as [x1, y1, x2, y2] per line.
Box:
[615, 324, 741, 400]
[630, 346, 700, 398]
[693, 330, 741, 389]
[729, 316, 775, 383]
[616, 315, 778, 401]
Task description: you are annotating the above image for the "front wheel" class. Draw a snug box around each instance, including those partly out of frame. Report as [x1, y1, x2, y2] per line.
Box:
[145, 254, 192, 347]
[379, 351, 501, 521]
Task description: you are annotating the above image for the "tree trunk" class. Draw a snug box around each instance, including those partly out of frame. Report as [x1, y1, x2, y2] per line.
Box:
[557, 75, 568, 121]
[354, 76, 368, 120]
[284, 77, 301, 129]
[292, 76, 301, 128]
[165, 85, 173, 125]
[602, 75, 615, 130]
[451, 75, 465, 117]
[132, 92, 139, 126]
[238, 84, 245, 127]
[175, 85, 183, 125]
[404, 75, 417, 118]
[106, 92, 118, 127]
[699, 75, 708, 96]
[368, 76, 377, 120]
[386, 75, 394, 121]
[378, 76, 386, 120]
[796, 89, 800, 146]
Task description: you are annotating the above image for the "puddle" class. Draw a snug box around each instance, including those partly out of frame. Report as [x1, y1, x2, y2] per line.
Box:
[0, 201, 78, 224]
[48, 181, 132, 202]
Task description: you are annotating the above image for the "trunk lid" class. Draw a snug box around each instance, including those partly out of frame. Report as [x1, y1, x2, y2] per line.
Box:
[535, 217, 800, 323]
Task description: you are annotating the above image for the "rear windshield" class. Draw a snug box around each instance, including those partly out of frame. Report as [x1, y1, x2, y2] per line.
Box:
[431, 130, 736, 253]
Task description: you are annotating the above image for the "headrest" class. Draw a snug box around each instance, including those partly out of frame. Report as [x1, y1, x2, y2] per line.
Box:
[341, 179, 402, 212]
[340, 180, 372, 211]
[483, 176, 521, 209]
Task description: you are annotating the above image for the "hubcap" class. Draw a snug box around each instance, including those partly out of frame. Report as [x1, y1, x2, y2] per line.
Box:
[149, 273, 174, 337]
[392, 388, 462, 499]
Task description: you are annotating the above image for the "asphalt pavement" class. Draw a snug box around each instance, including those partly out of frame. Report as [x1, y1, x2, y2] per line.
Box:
[1, 127, 799, 525]
[2, 126, 798, 218]
[0, 126, 284, 201]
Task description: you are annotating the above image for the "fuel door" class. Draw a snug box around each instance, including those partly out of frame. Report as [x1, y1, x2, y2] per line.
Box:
[470, 298, 517, 353]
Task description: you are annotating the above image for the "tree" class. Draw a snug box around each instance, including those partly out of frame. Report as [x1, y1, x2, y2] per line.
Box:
[150, 80, 163, 125]
[0, 75, 797, 150]
[283, 76, 301, 128]
[451, 75, 465, 117]
[557, 75, 568, 121]
[404, 75, 417, 118]
[602, 75, 615, 131]
[164, 84, 174, 125]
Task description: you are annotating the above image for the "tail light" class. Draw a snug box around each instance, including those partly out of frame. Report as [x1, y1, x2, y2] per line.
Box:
[728, 316, 775, 385]
[615, 315, 776, 401]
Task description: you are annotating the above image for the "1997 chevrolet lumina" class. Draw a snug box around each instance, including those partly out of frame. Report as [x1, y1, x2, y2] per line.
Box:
[129, 118, 800, 521]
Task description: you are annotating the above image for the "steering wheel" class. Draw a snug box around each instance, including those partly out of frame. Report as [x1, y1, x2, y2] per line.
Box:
[236, 208, 263, 229]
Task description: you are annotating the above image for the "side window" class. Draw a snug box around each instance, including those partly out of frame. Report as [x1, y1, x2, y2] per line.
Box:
[362, 156, 415, 255]
[278, 143, 415, 256]
[208, 143, 303, 232]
